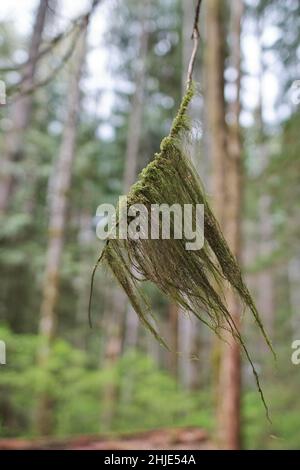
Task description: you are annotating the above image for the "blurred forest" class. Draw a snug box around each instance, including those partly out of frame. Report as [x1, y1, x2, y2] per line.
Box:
[0, 0, 299, 450]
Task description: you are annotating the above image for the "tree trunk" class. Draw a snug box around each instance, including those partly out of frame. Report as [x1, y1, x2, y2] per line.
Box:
[177, 0, 203, 390]
[205, 0, 227, 226]
[257, 195, 275, 337]
[101, 2, 150, 428]
[122, 1, 149, 350]
[101, 290, 124, 432]
[216, 0, 243, 450]
[167, 302, 179, 377]
[0, 0, 49, 215]
[288, 257, 300, 336]
[123, 7, 149, 194]
[205, 0, 228, 412]
[36, 18, 88, 436]
[74, 209, 95, 350]
[256, 20, 275, 341]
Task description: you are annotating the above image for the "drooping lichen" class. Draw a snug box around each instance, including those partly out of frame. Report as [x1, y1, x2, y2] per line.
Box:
[90, 83, 274, 417]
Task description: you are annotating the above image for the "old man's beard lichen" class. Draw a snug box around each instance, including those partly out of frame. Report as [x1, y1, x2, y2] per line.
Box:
[90, 83, 275, 418]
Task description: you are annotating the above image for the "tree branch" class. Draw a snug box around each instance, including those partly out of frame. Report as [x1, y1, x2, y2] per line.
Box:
[6, 0, 101, 103]
[186, 0, 202, 88]
[0, 0, 100, 82]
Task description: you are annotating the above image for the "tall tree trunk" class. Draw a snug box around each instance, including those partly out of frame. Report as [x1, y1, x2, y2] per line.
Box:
[257, 195, 275, 336]
[177, 0, 202, 390]
[205, 0, 227, 420]
[256, 19, 275, 340]
[101, 2, 149, 428]
[123, 1, 149, 350]
[101, 290, 124, 432]
[36, 18, 88, 436]
[288, 257, 300, 336]
[216, 0, 243, 450]
[167, 302, 179, 377]
[74, 209, 95, 350]
[205, 0, 227, 226]
[206, 0, 243, 449]
[123, 11, 149, 194]
[0, 0, 49, 215]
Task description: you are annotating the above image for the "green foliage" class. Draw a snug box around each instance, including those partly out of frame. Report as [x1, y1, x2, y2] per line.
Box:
[112, 351, 213, 433]
[0, 0, 299, 450]
[243, 384, 300, 450]
[0, 327, 212, 438]
[2, 326, 299, 449]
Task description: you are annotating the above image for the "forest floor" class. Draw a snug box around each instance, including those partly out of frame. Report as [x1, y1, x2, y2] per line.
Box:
[0, 427, 215, 450]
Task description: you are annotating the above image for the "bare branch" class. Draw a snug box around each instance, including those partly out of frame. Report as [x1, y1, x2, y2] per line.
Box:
[7, 27, 82, 102]
[186, 0, 202, 88]
[0, 0, 100, 75]
[6, 0, 101, 102]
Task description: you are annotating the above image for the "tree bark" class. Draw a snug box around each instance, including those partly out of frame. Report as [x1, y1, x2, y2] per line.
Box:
[205, 0, 228, 414]
[216, 0, 243, 450]
[123, 6, 149, 194]
[0, 0, 49, 215]
[176, 0, 203, 390]
[101, 2, 150, 429]
[167, 302, 179, 377]
[36, 18, 88, 436]
[258, 195, 275, 337]
[205, 0, 227, 226]
[206, 0, 243, 450]
[288, 257, 300, 336]
[122, 1, 149, 350]
[101, 291, 124, 432]
[74, 209, 95, 349]
[256, 20, 275, 340]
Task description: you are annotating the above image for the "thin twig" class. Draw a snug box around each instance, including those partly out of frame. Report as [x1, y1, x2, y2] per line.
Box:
[88, 248, 105, 328]
[7, 1, 101, 103]
[186, 0, 202, 88]
[8, 26, 82, 103]
[0, 23, 77, 74]
[0, 1, 99, 75]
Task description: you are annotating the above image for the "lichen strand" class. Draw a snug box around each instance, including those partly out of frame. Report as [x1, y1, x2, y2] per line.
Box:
[96, 82, 274, 415]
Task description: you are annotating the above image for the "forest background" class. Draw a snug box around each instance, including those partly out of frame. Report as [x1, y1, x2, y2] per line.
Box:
[0, 0, 299, 450]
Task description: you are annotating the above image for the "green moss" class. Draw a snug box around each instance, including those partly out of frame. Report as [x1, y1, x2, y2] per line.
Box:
[91, 83, 274, 416]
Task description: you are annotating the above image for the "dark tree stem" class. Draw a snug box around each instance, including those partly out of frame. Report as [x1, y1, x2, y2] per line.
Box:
[186, 0, 202, 88]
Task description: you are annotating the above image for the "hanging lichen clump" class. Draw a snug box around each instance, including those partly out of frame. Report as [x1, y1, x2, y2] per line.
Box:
[89, 0, 275, 417]
[90, 83, 274, 416]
